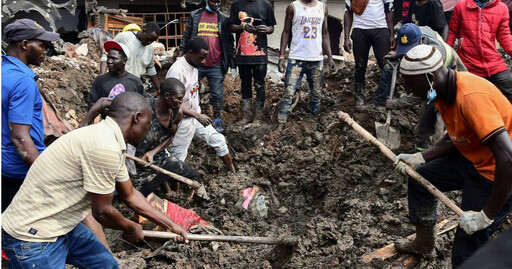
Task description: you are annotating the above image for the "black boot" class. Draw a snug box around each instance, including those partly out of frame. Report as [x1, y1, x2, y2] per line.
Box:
[395, 225, 436, 259]
[355, 83, 366, 108]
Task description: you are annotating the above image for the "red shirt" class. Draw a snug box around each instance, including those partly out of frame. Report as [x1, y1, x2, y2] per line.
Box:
[198, 11, 222, 67]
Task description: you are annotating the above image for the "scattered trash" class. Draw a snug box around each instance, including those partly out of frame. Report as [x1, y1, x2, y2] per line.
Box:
[237, 186, 269, 218]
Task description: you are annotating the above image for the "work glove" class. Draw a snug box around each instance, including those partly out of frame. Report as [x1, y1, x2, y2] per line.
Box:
[458, 210, 493, 235]
[230, 68, 237, 81]
[394, 152, 425, 173]
[394, 22, 402, 33]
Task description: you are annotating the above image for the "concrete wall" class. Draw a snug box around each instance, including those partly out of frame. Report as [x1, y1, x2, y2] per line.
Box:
[268, 0, 345, 50]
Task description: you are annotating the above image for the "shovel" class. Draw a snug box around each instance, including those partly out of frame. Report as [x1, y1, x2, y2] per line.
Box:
[375, 60, 401, 150]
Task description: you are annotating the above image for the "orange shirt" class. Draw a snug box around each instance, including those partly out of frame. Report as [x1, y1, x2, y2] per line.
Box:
[435, 71, 512, 181]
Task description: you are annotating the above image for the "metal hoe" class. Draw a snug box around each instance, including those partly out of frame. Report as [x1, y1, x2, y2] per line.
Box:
[375, 60, 401, 150]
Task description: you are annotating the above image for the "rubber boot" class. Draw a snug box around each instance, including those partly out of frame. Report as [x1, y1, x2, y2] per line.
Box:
[395, 225, 436, 259]
[220, 153, 235, 172]
[252, 100, 265, 124]
[239, 99, 253, 125]
[355, 83, 366, 108]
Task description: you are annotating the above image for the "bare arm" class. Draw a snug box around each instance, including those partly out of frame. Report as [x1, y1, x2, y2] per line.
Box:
[421, 133, 456, 162]
[322, 5, 334, 64]
[279, 5, 293, 56]
[385, 11, 395, 50]
[483, 131, 512, 219]
[9, 123, 39, 166]
[116, 180, 188, 241]
[80, 98, 112, 127]
[230, 23, 245, 34]
[343, 11, 353, 53]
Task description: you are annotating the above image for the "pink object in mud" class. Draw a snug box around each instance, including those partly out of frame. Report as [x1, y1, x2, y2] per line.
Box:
[241, 187, 259, 209]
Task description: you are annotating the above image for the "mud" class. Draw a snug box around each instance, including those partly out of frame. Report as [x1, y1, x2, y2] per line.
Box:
[42, 33, 511, 268]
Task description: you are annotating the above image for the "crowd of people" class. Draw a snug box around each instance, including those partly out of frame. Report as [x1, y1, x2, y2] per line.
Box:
[2, 0, 512, 267]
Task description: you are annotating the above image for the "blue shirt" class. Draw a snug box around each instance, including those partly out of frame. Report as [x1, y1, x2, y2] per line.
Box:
[2, 55, 46, 178]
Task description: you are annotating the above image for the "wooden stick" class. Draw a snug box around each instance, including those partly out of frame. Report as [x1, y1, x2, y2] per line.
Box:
[143, 230, 299, 246]
[338, 112, 464, 217]
[361, 216, 458, 263]
[126, 154, 201, 189]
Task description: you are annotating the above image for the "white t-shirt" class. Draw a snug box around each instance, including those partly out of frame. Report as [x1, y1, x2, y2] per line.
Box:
[345, 0, 393, 29]
[166, 56, 201, 114]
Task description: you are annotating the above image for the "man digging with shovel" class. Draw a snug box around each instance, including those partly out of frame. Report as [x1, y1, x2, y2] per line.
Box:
[374, 23, 466, 150]
[393, 44, 512, 267]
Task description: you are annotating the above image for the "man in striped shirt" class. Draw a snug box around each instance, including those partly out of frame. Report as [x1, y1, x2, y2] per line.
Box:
[2, 92, 188, 268]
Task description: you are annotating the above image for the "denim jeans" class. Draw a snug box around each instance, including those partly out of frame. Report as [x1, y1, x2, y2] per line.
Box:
[408, 151, 512, 267]
[278, 59, 323, 122]
[374, 61, 396, 105]
[2, 223, 117, 269]
[199, 63, 225, 113]
[239, 64, 267, 103]
[484, 70, 512, 103]
[351, 28, 390, 84]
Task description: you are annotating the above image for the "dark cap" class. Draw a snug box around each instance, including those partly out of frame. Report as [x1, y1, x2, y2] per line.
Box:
[396, 23, 422, 55]
[4, 19, 60, 43]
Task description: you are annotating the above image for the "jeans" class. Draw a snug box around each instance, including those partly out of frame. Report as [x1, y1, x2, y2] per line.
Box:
[199, 63, 225, 113]
[374, 61, 396, 105]
[484, 70, 512, 103]
[407, 151, 512, 267]
[239, 64, 267, 103]
[2, 223, 117, 269]
[278, 59, 324, 121]
[2, 175, 24, 212]
[351, 28, 390, 84]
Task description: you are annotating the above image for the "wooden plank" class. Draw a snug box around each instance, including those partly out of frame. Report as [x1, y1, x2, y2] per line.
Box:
[361, 216, 458, 263]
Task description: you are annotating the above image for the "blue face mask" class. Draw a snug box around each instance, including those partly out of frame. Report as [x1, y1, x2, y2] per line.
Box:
[425, 73, 437, 105]
[206, 4, 219, 12]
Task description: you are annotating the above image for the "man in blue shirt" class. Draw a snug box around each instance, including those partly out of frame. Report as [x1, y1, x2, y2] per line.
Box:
[1, 19, 59, 211]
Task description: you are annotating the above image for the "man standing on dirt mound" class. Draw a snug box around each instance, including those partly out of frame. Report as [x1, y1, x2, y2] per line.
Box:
[229, 0, 276, 124]
[1, 19, 59, 212]
[100, 22, 161, 94]
[393, 44, 512, 266]
[343, 0, 395, 109]
[2, 92, 188, 268]
[167, 36, 235, 172]
[276, 0, 335, 124]
[179, 0, 236, 133]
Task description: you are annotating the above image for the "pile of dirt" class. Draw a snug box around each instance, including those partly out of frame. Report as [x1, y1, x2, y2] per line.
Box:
[33, 29, 103, 127]
[107, 61, 493, 268]
[35, 31, 511, 267]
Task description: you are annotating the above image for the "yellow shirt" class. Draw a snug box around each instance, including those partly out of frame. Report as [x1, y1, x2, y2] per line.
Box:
[2, 117, 129, 242]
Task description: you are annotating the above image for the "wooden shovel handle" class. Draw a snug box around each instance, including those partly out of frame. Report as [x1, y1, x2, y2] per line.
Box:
[126, 154, 201, 189]
[338, 111, 464, 216]
[143, 230, 299, 246]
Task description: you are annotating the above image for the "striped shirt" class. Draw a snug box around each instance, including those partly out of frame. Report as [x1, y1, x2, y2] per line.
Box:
[2, 117, 130, 242]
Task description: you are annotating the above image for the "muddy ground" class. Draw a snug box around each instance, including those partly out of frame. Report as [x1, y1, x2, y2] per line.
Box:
[36, 33, 511, 268]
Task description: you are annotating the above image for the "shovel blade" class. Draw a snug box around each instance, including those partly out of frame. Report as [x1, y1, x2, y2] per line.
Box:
[375, 122, 401, 150]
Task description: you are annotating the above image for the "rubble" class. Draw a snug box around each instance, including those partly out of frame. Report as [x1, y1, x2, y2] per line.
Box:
[28, 32, 512, 268]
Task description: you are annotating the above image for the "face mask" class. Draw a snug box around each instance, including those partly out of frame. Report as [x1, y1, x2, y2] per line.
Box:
[206, 4, 219, 12]
[425, 73, 437, 105]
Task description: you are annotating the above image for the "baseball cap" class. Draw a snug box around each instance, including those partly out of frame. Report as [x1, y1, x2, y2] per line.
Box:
[104, 41, 131, 59]
[3, 19, 60, 43]
[396, 23, 422, 55]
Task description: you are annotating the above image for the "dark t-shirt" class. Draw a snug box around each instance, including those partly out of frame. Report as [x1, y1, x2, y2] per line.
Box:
[88, 71, 145, 108]
[229, 0, 277, 65]
[408, 0, 447, 31]
[199, 11, 223, 67]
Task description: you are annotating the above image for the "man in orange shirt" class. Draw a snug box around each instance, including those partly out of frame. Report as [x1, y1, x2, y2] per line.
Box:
[392, 45, 512, 266]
